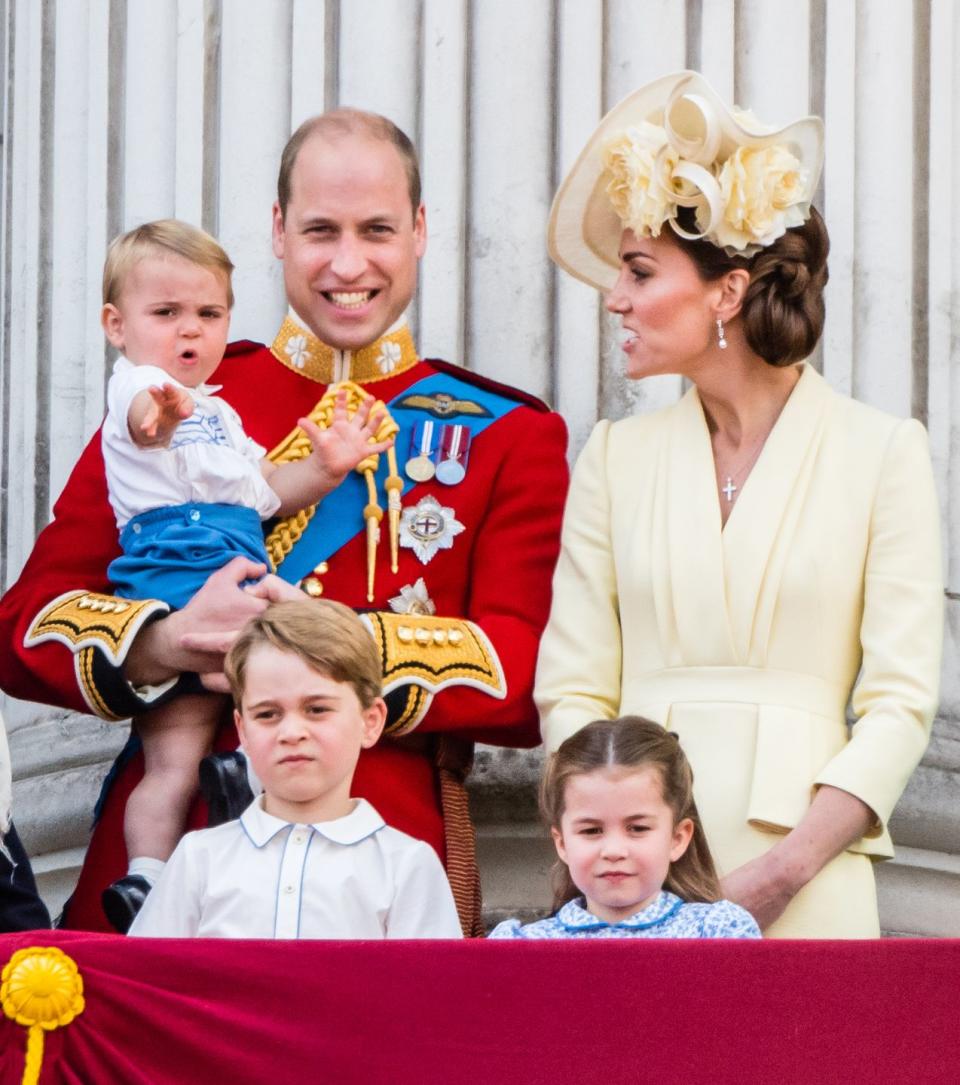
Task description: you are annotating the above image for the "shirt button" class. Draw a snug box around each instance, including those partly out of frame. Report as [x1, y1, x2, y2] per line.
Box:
[132, 523, 142, 534]
[189, 509, 201, 522]
[283, 885, 295, 894]
[292, 833, 306, 845]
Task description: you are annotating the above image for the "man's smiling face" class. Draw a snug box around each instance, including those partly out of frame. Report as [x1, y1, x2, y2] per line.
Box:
[272, 131, 426, 351]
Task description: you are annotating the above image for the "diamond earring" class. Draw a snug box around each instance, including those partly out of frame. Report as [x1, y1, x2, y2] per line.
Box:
[716, 318, 728, 350]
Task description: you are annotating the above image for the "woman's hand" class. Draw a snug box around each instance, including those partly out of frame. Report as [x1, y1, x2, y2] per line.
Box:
[720, 852, 797, 931]
[721, 785, 876, 931]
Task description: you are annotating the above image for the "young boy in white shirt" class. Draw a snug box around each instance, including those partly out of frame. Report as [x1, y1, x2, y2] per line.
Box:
[129, 598, 463, 939]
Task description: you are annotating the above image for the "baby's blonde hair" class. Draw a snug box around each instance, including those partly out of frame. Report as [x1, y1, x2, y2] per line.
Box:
[102, 219, 234, 308]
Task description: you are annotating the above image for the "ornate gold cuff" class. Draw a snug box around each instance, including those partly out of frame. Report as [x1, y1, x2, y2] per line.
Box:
[360, 613, 506, 735]
[26, 591, 172, 720]
[25, 591, 169, 666]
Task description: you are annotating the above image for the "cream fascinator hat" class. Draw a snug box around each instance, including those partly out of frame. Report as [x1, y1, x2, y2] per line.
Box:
[548, 71, 824, 291]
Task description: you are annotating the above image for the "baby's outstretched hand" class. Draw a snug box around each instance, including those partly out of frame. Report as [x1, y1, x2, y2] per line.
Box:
[140, 382, 195, 443]
[300, 388, 394, 487]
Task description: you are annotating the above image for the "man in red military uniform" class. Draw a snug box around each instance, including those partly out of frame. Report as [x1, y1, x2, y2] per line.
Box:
[0, 110, 568, 935]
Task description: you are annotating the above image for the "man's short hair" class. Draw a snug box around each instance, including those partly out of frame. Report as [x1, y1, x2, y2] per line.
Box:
[277, 108, 422, 220]
[102, 219, 235, 308]
[224, 599, 383, 710]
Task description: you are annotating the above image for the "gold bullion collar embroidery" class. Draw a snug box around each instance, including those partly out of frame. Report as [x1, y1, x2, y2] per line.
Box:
[269, 312, 419, 385]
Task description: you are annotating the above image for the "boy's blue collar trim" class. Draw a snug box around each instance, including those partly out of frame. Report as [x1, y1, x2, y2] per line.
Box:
[239, 795, 385, 848]
[557, 891, 684, 932]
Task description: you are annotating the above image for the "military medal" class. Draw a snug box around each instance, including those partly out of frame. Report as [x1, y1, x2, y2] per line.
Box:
[406, 420, 438, 482]
[399, 495, 465, 564]
[435, 424, 470, 486]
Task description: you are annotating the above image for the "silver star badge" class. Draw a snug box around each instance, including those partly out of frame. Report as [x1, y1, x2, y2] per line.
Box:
[399, 495, 465, 565]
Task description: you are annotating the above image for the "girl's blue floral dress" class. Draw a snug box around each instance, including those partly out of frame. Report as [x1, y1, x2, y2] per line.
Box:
[488, 891, 760, 939]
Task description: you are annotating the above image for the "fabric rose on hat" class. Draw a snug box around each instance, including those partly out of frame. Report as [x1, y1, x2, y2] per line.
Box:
[712, 143, 808, 252]
[603, 123, 680, 237]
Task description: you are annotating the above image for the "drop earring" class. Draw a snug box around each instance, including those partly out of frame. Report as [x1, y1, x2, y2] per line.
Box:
[716, 318, 728, 350]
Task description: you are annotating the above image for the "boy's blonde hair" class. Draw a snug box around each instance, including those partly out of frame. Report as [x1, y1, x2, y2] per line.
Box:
[225, 599, 383, 710]
[102, 219, 235, 308]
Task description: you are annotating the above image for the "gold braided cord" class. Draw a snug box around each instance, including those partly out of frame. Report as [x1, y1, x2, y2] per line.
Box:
[265, 507, 315, 570]
[263, 382, 402, 580]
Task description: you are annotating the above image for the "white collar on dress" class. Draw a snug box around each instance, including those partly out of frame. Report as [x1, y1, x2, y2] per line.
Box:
[239, 794, 386, 848]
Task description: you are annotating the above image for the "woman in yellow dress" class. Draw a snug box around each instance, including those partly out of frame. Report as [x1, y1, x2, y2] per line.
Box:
[536, 72, 943, 937]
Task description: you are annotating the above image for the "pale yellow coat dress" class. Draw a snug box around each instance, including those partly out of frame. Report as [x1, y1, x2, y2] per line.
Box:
[536, 364, 943, 938]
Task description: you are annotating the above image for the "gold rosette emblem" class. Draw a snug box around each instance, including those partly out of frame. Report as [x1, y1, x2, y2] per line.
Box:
[2, 946, 85, 1085]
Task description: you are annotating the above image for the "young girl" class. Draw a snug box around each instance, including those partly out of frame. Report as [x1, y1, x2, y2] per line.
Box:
[489, 717, 760, 938]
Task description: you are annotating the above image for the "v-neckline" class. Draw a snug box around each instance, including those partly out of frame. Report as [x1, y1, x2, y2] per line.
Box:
[660, 364, 833, 665]
[709, 366, 806, 536]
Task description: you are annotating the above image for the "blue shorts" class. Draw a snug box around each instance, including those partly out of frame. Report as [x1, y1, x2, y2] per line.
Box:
[108, 502, 270, 610]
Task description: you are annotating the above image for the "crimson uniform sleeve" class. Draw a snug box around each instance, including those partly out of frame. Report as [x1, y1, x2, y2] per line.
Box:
[413, 407, 568, 747]
[0, 430, 176, 720]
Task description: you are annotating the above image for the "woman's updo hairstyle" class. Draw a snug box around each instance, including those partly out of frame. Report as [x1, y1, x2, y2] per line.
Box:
[671, 205, 830, 367]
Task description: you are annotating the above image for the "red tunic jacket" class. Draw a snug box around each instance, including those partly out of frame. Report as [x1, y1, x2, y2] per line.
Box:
[0, 328, 568, 930]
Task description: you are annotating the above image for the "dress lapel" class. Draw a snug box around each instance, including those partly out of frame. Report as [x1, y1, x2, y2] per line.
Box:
[721, 364, 834, 663]
[659, 387, 736, 665]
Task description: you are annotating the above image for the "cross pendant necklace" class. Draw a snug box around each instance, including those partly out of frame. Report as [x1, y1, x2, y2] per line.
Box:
[719, 434, 768, 505]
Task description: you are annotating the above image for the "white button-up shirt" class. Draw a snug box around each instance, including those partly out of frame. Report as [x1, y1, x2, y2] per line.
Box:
[130, 798, 463, 939]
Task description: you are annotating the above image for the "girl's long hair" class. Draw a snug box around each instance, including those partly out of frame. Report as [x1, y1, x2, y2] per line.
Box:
[541, 716, 721, 911]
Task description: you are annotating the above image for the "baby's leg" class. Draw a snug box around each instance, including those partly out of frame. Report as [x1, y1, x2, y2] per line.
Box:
[125, 693, 223, 863]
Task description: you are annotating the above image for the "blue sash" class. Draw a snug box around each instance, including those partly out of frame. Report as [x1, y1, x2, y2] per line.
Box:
[275, 372, 522, 584]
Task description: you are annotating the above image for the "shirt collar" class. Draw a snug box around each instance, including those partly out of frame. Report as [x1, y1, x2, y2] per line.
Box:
[557, 892, 684, 932]
[269, 310, 419, 385]
[239, 795, 386, 848]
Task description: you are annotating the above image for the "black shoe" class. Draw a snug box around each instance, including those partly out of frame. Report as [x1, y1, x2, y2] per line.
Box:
[102, 875, 152, 934]
[199, 750, 254, 826]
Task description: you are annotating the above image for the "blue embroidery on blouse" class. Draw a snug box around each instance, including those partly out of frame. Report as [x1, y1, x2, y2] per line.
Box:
[170, 409, 229, 449]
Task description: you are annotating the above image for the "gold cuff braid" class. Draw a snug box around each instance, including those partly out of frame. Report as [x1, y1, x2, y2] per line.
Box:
[25, 591, 169, 667]
[360, 613, 507, 735]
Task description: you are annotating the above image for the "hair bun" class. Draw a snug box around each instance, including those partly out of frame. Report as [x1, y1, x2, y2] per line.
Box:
[740, 208, 830, 366]
[772, 254, 811, 299]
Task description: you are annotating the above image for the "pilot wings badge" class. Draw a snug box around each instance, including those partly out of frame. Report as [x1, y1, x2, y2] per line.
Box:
[395, 392, 492, 420]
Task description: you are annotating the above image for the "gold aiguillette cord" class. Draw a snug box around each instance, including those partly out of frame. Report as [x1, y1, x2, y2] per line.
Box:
[315, 381, 401, 601]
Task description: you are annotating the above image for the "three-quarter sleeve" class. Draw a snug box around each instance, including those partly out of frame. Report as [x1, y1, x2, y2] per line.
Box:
[814, 418, 944, 833]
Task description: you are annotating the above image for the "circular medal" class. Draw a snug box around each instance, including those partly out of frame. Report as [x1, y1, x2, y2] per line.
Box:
[405, 455, 436, 483]
[435, 458, 467, 486]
